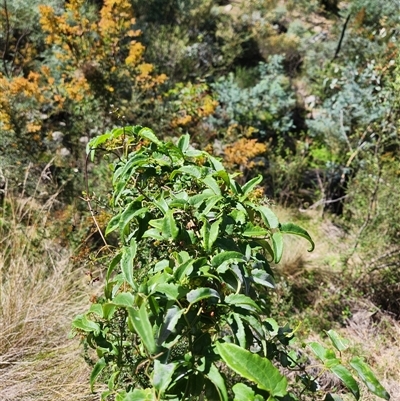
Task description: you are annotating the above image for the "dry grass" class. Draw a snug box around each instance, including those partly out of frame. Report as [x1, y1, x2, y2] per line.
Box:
[0, 192, 95, 401]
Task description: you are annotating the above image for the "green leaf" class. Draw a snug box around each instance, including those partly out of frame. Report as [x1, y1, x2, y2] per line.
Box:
[240, 175, 263, 200]
[279, 223, 315, 252]
[309, 342, 338, 364]
[116, 388, 155, 401]
[162, 210, 179, 240]
[243, 223, 269, 237]
[203, 195, 223, 215]
[154, 282, 187, 300]
[90, 357, 106, 392]
[174, 258, 195, 281]
[112, 292, 135, 307]
[326, 330, 350, 352]
[202, 175, 222, 195]
[225, 294, 262, 312]
[330, 364, 360, 400]
[232, 313, 247, 348]
[209, 218, 221, 250]
[187, 287, 220, 304]
[325, 395, 345, 401]
[89, 303, 103, 317]
[216, 342, 287, 396]
[121, 239, 138, 290]
[142, 228, 164, 241]
[106, 251, 122, 282]
[105, 213, 121, 236]
[177, 134, 190, 153]
[158, 306, 185, 346]
[272, 232, 283, 263]
[139, 127, 162, 145]
[211, 251, 245, 268]
[128, 303, 157, 354]
[251, 269, 275, 288]
[350, 357, 390, 400]
[170, 165, 203, 180]
[208, 155, 226, 172]
[206, 363, 229, 401]
[72, 314, 100, 335]
[257, 206, 279, 229]
[233, 383, 256, 401]
[153, 360, 177, 395]
[119, 206, 148, 236]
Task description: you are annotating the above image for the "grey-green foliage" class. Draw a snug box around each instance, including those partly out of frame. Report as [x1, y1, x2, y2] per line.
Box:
[348, 0, 400, 28]
[209, 56, 296, 135]
[307, 60, 394, 151]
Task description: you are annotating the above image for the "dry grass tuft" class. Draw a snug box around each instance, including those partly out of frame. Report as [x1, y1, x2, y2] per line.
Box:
[0, 192, 94, 400]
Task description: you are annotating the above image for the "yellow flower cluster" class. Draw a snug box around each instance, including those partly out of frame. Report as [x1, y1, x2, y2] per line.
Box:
[170, 83, 218, 128]
[38, 0, 166, 105]
[0, 72, 51, 132]
[224, 138, 267, 169]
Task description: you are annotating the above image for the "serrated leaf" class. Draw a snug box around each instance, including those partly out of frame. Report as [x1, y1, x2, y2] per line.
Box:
[216, 342, 287, 396]
[232, 313, 247, 348]
[272, 232, 283, 263]
[326, 330, 350, 352]
[202, 175, 221, 195]
[158, 306, 185, 345]
[106, 213, 122, 236]
[251, 269, 275, 288]
[121, 239, 138, 290]
[142, 228, 164, 241]
[72, 314, 100, 335]
[90, 357, 106, 392]
[257, 205, 279, 229]
[153, 360, 178, 395]
[240, 175, 263, 200]
[187, 287, 220, 304]
[325, 395, 345, 401]
[170, 165, 203, 180]
[116, 388, 154, 401]
[154, 283, 187, 300]
[174, 259, 195, 281]
[128, 303, 157, 354]
[203, 195, 223, 215]
[208, 155, 226, 172]
[243, 223, 268, 237]
[162, 210, 179, 240]
[350, 357, 390, 400]
[330, 364, 360, 400]
[225, 294, 262, 312]
[233, 383, 256, 401]
[211, 251, 245, 268]
[139, 127, 162, 145]
[112, 292, 135, 307]
[279, 223, 315, 252]
[209, 218, 221, 250]
[308, 342, 339, 367]
[206, 363, 229, 401]
[107, 252, 122, 281]
[177, 134, 190, 153]
[119, 206, 148, 235]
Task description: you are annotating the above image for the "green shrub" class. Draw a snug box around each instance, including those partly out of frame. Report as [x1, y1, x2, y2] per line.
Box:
[72, 125, 389, 401]
[210, 56, 296, 137]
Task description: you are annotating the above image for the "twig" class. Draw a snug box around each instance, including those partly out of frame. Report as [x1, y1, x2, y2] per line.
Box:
[83, 151, 109, 249]
[333, 12, 352, 61]
[1, 0, 10, 77]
